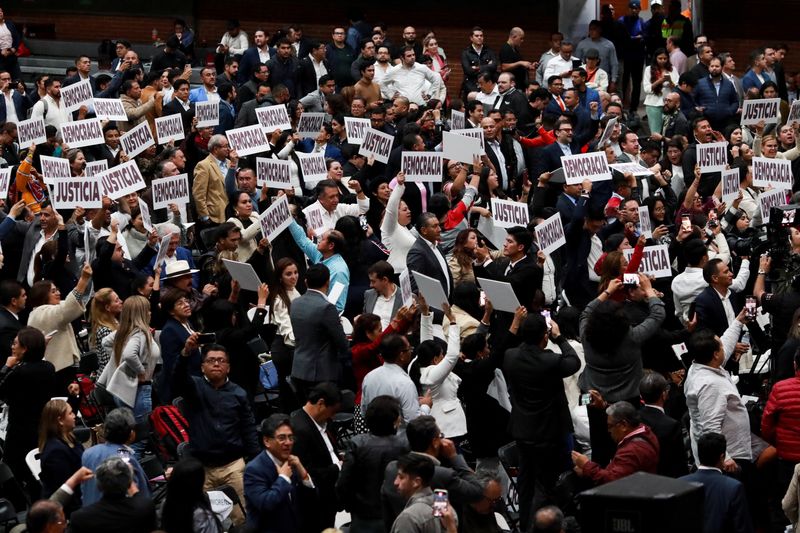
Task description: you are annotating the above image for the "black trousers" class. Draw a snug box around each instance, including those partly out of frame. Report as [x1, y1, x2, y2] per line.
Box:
[623, 55, 645, 112]
[516, 439, 570, 532]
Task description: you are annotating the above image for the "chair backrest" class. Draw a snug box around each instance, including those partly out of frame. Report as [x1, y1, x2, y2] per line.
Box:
[25, 449, 41, 481]
[498, 442, 519, 472]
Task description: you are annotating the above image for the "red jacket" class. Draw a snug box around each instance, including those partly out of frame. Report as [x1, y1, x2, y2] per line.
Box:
[762, 372, 800, 461]
[352, 319, 409, 403]
[581, 425, 660, 485]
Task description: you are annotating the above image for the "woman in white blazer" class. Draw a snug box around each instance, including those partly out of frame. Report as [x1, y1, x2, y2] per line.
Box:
[380, 172, 415, 273]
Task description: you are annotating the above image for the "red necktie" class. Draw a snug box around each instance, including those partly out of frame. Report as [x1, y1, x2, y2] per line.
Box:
[556, 96, 566, 111]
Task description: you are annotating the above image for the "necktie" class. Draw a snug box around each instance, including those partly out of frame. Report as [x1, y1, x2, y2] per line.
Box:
[556, 96, 565, 111]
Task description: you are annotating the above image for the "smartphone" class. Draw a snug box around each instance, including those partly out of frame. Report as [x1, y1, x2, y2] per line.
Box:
[580, 393, 592, 406]
[197, 332, 217, 345]
[541, 310, 552, 330]
[681, 215, 691, 231]
[432, 489, 448, 517]
[745, 296, 757, 320]
[623, 273, 640, 287]
[572, 59, 581, 69]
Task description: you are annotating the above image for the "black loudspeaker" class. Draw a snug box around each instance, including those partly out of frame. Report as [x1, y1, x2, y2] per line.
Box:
[578, 472, 704, 533]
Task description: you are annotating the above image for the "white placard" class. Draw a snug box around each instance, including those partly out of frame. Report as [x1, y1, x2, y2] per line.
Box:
[92, 98, 128, 121]
[119, 121, 155, 158]
[358, 128, 394, 164]
[255, 104, 292, 132]
[302, 203, 326, 236]
[534, 213, 566, 255]
[195, 101, 219, 128]
[561, 152, 611, 185]
[450, 128, 485, 155]
[222, 259, 263, 292]
[788, 100, 800, 126]
[296, 152, 328, 184]
[759, 188, 789, 224]
[477, 213, 507, 249]
[61, 79, 93, 112]
[697, 142, 728, 172]
[258, 195, 292, 242]
[155, 114, 185, 144]
[39, 155, 71, 178]
[598, 117, 618, 148]
[151, 173, 190, 209]
[411, 270, 449, 310]
[16, 117, 47, 147]
[327, 281, 346, 305]
[256, 157, 292, 189]
[85, 160, 108, 177]
[608, 162, 652, 177]
[476, 277, 521, 313]
[401, 152, 443, 182]
[442, 131, 481, 164]
[672, 342, 688, 361]
[752, 156, 793, 188]
[60, 118, 104, 149]
[344, 117, 371, 144]
[226, 124, 269, 156]
[138, 199, 154, 233]
[721, 168, 740, 203]
[450, 110, 465, 130]
[491, 198, 530, 229]
[153, 233, 172, 270]
[623, 244, 673, 278]
[48, 177, 103, 209]
[638, 206, 652, 239]
[97, 160, 146, 200]
[399, 269, 413, 307]
[741, 98, 781, 126]
[297, 112, 326, 139]
[0, 168, 11, 201]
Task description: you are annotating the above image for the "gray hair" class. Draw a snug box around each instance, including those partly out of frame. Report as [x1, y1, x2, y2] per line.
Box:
[95, 456, 133, 497]
[208, 134, 228, 152]
[639, 371, 669, 404]
[158, 223, 180, 238]
[475, 468, 502, 489]
[103, 407, 136, 444]
[606, 401, 641, 427]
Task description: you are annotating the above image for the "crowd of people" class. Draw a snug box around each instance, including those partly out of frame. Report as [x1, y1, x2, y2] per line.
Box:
[0, 1, 800, 532]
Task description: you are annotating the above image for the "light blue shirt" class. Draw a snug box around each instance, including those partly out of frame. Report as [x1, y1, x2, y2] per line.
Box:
[288, 221, 349, 312]
[81, 442, 150, 506]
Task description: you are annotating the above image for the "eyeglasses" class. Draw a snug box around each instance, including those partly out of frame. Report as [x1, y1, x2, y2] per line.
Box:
[273, 434, 295, 442]
[204, 357, 229, 365]
[333, 31, 345, 35]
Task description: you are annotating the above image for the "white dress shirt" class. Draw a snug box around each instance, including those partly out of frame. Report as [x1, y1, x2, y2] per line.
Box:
[475, 85, 500, 108]
[312, 196, 370, 233]
[379, 62, 443, 105]
[543, 55, 580, 89]
[424, 237, 451, 295]
[311, 57, 328, 85]
[373, 285, 397, 329]
[671, 260, 750, 323]
[3, 91, 17, 123]
[308, 412, 341, 470]
[361, 363, 431, 423]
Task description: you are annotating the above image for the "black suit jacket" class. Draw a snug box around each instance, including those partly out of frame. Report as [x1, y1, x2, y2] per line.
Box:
[680, 469, 753, 533]
[296, 56, 332, 98]
[162, 98, 195, 135]
[406, 237, 454, 299]
[694, 285, 742, 337]
[289, 408, 340, 533]
[68, 492, 157, 533]
[473, 254, 543, 311]
[640, 405, 688, 478]
[0, 307, 22, 366]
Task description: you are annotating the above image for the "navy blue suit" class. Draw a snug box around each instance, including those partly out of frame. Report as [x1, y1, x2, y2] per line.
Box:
[244, 450, 313, 533]
[741, 69, 764, 93]
[694, 285, 743, 337]
[694, 75, 739, 130]
[297, 138, 344, 164]
[238, 46, 277, 84]
[680, 468, 753, 533]
[0, 90, 29, 124]
[155, 317, 201, 404]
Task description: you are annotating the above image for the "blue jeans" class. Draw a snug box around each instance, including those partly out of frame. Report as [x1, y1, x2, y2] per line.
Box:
[114, 384, 152, 459]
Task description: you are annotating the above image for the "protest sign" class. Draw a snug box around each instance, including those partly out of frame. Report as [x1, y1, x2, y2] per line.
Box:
[153, 233, 172, 270]
[0, 168, 11, 201]
[598, 117, 618, 147]
[61, 79, 93, 112]
[138, 200, 154, 233]
[638, 206, 652, 239]
[92, 98, 128, 121]
[303, 202, 326, 235]
[402, 152, 443, 182]
[60, 118, 104, 149]
[491, 198, 530, 229]
[48, 177, 103, 209]
[226, 125, 269, 156]
[85, 160, 108, 177]
[195, 101, 219, 128]
[358, 128, 394, 164]
[759, 188, 789, 224]
[623, 245, 672, 278]
[399, 270, 413, 307]
[789, 100, 800, 126]
[697, 142, 728, 172]
[476, 277, 521, 313]
[752, 156, 793, 188]
[477, 214, 507, 249]
[561, 152, 611, 184]
[119, 121, 155, 158]
[721, 168, 741, 203]
[258, 195, 292, 241]
[255, 104, 292, 132]
[297, 112, 326, 139]
[16, 117, 47, 146]
[411, 270, 449, 310]
[608, 162, 652, 176]
[450, 110, 465, 130]
[344, 117, 371, 144]
[151, 173, 189, 209]
[450, 128, 485, 155]
[296, 152, 327, 184]
[535, 213, 566, 255]
[442, 131, 481, 164]
[97, 160, 146, 200]
[222, 259, 263, 292]
[741, 98, 781, 126]
[40, 155, 71, 179]
[327, 282, 345, 306]
[256, 158, 292, 189]
[155, 114, 185, 144]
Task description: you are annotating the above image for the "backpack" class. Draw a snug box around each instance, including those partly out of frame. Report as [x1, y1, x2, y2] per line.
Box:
[150, 405, 189, 461]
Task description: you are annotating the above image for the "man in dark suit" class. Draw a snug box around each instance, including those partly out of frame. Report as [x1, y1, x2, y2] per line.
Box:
[407, 213, 454, 299]
[237, 29, 276, 84]
[61, 55, 97, 93]
[297, 123, 344, 164]
[503, 313, 580, 531]
[0, 280, 25, 366]
[290, 264, 351, 400]
[474, 226, 543, 311]
[693, 57, 739, 132]
[639, 372, 689, 478]
[555, 181, 586, 226]
[236, 82, 272, 128]
[69, 456, 157, 533]
[0, 73, 29, 124]
[695, 258, 746, 337]
[244, 414, 314, 533]
[290, 383, 343, 533]
[364, 260, 402, 324]
[296, 41, 332, 99]
[680, 432, 754, 533]
[534, 117, 579, 181]
[162, 79, 195, 135]
[562, 88, 597, 149]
